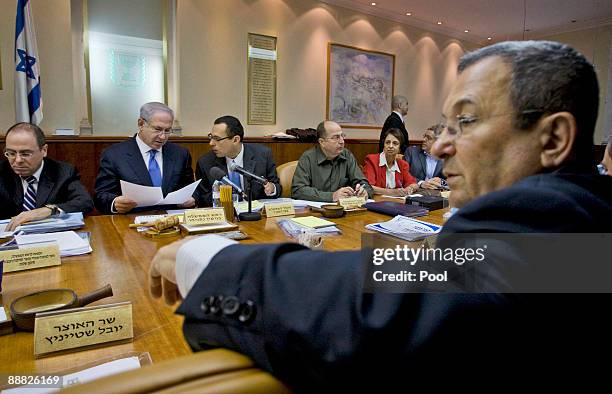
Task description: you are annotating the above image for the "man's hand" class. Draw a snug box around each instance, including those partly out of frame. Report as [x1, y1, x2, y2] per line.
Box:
[421, 177, 442, 189]
[114, 196, 138, 213]
[355, 183, 368, 198]
[149, 237, 195, 305]
[6, 207, 52, 231]
[264, 181, 276, 196]
[179, 197, 196, 208]
[333, 187, 354, 201]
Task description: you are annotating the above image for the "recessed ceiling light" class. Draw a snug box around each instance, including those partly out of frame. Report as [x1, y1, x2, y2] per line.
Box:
[464, 29, 469, 33]
[371, 2, 376, 5]
[437, 21, 443, 25]
[406, 12, 412, 16]
[487, 37, 492, 40]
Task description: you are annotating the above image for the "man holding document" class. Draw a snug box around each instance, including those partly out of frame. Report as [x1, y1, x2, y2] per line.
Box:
[94, 102, 196, 214]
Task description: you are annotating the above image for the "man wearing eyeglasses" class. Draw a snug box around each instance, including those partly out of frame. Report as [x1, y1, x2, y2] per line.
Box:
[1, 123, 93, 230]
[193, 115, 281, 206]
[149, 42, 611, 390]
[94, 102, 195, 214]
[404, 124, 446, 189]
[291, 121, 373, 202]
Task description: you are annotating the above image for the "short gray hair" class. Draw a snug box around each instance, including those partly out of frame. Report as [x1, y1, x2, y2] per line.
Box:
[139, 102, 174, 122]
[391, 95, 408, 110]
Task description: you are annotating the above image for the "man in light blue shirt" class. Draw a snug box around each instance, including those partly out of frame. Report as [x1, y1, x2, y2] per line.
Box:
[404, 125, 446, 189]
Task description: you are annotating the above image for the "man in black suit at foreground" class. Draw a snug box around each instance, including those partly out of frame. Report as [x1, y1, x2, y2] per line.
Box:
[149, 41, 612, 390]
[1, 122, 93, 230]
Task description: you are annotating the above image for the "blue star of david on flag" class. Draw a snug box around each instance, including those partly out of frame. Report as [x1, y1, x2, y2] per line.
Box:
[15, 0, 43, 125]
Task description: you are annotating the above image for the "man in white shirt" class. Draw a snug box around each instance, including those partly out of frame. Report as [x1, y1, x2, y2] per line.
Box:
[193, 116, 281, 206]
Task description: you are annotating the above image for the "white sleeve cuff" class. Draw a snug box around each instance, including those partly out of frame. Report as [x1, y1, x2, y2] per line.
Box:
[175, 235, 238, 297]
[111, 197, 119, 213]
[266, 183, 277, 196]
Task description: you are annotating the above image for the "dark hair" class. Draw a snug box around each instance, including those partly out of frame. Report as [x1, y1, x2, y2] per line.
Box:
[214, 115, 244, 141]
[6, 122, 46, 147]
[459, 40, 599, 161]
[380, 127, 404, 150]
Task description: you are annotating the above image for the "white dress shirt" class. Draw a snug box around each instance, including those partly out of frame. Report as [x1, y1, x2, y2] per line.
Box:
[135, 133, 163, 176]
[378, 153, 400, 188]
[20, 160, 44, 194]
[225, 144, 245, 189]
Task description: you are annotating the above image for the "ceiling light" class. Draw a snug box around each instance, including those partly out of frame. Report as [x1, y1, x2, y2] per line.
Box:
[371, 2, 376, 5]
[487, 37, 492, 40]
[406, 12, 412, 16]
[437, 21, 442, 25]
[464, 29, 469, 33]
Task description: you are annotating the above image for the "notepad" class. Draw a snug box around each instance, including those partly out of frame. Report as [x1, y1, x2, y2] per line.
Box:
[290, 216, 336, 229]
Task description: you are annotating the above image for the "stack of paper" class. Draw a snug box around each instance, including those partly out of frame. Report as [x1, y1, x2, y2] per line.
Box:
[15, 231, 92, 257]
[366, 215, 442, 241]
[120, 179, 201, 207]
[277, 217, 340, 238]
[0, 212, 85, 237]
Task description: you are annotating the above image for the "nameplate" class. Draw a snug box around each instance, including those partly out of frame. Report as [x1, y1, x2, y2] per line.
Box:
[339, 197, 366, 210]
[0, 245, 61, 273]
[264, 203, 295, 218]
[184, 208, 226, 226]
[34, 302, 133, 356]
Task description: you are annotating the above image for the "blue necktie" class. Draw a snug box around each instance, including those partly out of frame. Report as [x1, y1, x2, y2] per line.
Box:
[229, 161, 242, 200]
[22, 176, 37, 211]
[148, 150, 162, 187]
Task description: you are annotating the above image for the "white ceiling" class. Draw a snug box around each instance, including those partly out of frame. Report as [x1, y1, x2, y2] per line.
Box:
[322, 0, 612, 44]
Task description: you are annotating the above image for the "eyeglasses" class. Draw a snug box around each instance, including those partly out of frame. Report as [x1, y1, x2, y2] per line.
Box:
[4, 150, 35, 159]
[207, 133, 232, 142]
[145, 121, 173, 136]
[323, 133, 346, 141]
[434, 110, 543, 141]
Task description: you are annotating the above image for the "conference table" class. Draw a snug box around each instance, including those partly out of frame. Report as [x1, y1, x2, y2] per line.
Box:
[0, 201, 448, 376]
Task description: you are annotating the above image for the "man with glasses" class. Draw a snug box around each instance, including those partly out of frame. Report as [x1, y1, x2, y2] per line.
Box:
[150, 42, 611, 390]
[291, 120, 373, 201]
[193, 115, 281, 206]
[94, 102, 195, 214]
[404, 124, 446, 189]
[1, 123, 93, 230]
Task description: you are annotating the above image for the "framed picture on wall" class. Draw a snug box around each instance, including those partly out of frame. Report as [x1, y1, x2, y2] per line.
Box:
[326, 43, 395, 129]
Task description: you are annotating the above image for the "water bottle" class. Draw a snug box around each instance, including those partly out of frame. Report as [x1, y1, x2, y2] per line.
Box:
[212, 180, 221, 207]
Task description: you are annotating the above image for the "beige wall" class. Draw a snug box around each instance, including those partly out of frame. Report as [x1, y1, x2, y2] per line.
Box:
[538, 25, 612, 143]
[0, 0, 75, 133]
[177, 0, 476, 139]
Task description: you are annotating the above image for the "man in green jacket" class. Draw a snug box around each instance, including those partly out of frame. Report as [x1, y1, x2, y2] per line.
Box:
[291, 121, 373, 202]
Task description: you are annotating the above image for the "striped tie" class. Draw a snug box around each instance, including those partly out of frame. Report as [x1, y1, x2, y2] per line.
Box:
[22, 176, 37, 211]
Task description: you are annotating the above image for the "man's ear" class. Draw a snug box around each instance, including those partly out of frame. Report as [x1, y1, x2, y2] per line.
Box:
[537, 112, 577, 168]
[41, 144, 48, 158]
[137, 118, 145, 129]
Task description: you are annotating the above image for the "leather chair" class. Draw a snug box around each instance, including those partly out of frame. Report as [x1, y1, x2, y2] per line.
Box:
[276, 161, 298, 198]
[59, 349, 292, 394]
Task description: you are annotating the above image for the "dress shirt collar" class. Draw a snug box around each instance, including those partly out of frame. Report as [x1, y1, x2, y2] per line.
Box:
[315, 145, 346, 165]
[135, 133, 163, 156]
[225, 143, 244, 168]
[393, 111, 405, 122]
[378, 152, 400, 172]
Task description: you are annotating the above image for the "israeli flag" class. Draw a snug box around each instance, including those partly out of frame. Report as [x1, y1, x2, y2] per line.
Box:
[15, 0, 43, 125]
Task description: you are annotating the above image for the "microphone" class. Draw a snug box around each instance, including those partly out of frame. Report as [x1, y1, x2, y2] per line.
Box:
[209, 167, 247, 199]
[228, 162, 268, 185]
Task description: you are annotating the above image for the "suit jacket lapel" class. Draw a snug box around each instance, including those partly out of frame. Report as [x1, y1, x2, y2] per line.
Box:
[36, 164, 54, 207]
[418, 150, 428, 180]
[12, 173, 24, 210]
[433, 159, 443, 178]
[128, 137, 153, 188]
[161, 145, 175, 194]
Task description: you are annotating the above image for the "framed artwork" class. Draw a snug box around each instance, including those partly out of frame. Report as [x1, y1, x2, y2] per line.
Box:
[326, 43, 395, 129]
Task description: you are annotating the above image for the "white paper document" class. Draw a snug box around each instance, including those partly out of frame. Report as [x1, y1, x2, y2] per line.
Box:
[366, 215, 442, 241]
[120, 180, 201, 207]
[15, 231, 92, 257]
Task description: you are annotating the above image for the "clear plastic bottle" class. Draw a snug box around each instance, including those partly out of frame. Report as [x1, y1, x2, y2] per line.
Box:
[212, 180, 221, 207]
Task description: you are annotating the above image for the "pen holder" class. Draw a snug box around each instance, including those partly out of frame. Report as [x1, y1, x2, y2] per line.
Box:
[219, 185, 235, 222]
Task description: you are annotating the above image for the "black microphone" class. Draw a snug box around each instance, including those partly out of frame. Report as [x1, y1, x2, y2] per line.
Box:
[228, 162, 268, 185]
[209, 167, 247, 199]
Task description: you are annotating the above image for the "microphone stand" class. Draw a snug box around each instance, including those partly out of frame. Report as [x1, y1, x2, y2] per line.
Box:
[238, 177, 261, 221]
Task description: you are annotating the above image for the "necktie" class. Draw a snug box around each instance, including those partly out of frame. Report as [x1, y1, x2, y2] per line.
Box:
[229, 161, 242, 200]
[22, 176, 37, 211]
[148, 150, 162, 187]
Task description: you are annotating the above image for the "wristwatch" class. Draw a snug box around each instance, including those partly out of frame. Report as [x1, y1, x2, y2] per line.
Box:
[44, 204, 59, 216]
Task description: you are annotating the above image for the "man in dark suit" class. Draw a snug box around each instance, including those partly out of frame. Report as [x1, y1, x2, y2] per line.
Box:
[193, 115, 281, 206]
[149, 42, 612, 390]
[404, 124, 446, 189]
[378, 95, 409, 153]
[94, 102, 195, 214]
[1, 122, 93, 230]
